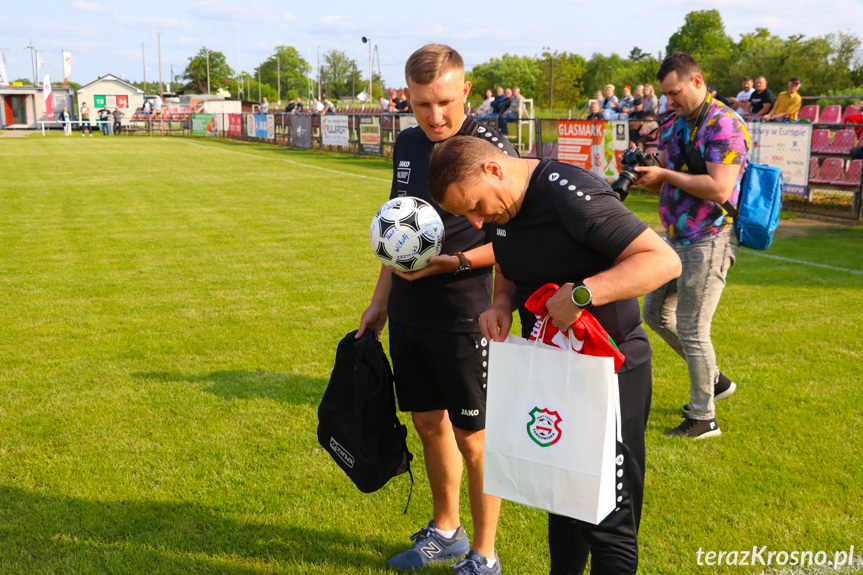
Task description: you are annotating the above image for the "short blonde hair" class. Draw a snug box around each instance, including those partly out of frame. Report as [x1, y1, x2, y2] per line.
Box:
[405, 43, 464, 85]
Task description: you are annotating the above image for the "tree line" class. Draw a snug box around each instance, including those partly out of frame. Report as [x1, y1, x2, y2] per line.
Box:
[466, 10, 862, 110]
[173, 10, 861, 110]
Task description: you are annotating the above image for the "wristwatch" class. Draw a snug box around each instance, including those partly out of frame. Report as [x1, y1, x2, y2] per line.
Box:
[571, 283, 594, 309]
[453, 252, 472, 275]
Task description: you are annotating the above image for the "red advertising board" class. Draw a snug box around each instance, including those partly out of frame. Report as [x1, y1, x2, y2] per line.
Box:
[229, 114, 243, 136]
[556, 120, 626, 178]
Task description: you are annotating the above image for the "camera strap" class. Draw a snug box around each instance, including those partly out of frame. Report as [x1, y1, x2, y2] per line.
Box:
[672, 93, 740, 220]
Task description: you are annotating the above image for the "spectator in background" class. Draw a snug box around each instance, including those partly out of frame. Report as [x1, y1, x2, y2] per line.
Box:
[600, 84, 618, 113]
[657, 93, 668, 115]
[260, 97, 269, 114]
[744, 76, 774, 121]
[498, 87, 524, 135]
[585, 100, 604, 121]
[321, 96, 335, 114]
[112, 107, 124, 135]
[59, 106, 72, 136]
[763, 77, 802, 122]
[642, 84, 659, 116]
[98, 106, 112, 135]
[474, 89, 495, 118]
[727, 76, 755, 116]
[604, 84, 632, 120]
[285, 98, 295, 113]
[491, 86, 507, 115]
[294, 97, 304, 114]
[311, 97, 324, 114]
[80, 102, 93, 136]
[395, 91, 412, 113]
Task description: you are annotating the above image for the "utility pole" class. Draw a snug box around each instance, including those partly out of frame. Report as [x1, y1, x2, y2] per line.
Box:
[157, 32, 164, 98]
[258, 67, 262, 103]
[142, 42, 147, 93]
[352, 60, 356, 102]
[206, 49, 211, 94]
[317, 46, 321, 102]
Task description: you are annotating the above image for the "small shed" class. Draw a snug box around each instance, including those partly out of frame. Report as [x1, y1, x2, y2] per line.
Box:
[1, 84, 75, 129]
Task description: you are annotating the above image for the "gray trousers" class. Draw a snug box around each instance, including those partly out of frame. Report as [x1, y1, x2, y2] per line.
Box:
[643, 226, 738, 420]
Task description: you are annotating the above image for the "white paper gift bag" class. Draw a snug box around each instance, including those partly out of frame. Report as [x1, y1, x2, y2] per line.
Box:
[483, 330, 621, 525]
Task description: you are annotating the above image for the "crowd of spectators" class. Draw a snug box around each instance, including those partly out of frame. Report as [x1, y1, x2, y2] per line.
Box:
[471, 85, 527, 135]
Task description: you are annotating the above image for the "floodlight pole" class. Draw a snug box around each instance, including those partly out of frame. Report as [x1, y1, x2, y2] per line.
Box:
[362, 36, 371, 100]
[258, 67, 262, 103]
[271, 55, 281, 104]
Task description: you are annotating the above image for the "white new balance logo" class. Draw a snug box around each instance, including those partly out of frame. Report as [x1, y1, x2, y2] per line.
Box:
[421, 541, 442, 558]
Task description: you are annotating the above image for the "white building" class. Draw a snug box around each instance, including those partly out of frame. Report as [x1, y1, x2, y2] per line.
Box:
[76, 74, 145, 125]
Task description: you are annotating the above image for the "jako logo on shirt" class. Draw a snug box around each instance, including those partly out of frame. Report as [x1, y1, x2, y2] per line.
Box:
[527, 407, 563, 447]
[496, 228, 506, 237]
[461, 409, 479, 417]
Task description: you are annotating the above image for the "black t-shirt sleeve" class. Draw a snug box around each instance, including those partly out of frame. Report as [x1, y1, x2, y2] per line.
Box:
[553, 173, 649, 261]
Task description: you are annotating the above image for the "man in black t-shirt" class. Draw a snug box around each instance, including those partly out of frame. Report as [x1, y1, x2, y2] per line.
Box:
[744, 76, 775, 121]
[428, 135, 681, 575]
[356, 44, 517, 575]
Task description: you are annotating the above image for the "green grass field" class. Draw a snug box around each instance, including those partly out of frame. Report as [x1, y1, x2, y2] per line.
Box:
[1, 133, 861, 574]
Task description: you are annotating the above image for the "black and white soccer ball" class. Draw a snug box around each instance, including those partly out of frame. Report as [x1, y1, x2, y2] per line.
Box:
[370, 197, 445, 272]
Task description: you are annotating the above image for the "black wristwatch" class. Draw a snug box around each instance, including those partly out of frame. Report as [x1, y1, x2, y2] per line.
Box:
[571, 283, 594, 309]
[453, 252, 472, 275]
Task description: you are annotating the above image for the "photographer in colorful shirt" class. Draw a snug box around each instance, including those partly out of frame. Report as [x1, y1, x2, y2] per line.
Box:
[633, 52, 750, 439]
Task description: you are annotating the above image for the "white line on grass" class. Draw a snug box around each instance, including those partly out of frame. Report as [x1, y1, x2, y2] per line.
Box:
[745, 251, 863, 275]
[181, 140, 391, 183]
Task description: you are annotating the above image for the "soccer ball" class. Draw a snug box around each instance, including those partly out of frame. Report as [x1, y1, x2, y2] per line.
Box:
[370, 197, 445, 272]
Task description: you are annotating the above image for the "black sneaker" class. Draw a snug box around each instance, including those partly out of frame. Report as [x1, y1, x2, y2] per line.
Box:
[665, 417, 722, 438]
[682, 373, 737, 414]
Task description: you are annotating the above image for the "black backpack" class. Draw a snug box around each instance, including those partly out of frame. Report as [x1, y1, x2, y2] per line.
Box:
[317, 330, 413, 502]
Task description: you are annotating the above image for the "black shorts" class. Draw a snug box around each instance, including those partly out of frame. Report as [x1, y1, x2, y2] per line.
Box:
[388, 320, 489, 432]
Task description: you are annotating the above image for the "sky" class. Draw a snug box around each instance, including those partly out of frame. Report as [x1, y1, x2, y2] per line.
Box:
[3, 0, 862, 93]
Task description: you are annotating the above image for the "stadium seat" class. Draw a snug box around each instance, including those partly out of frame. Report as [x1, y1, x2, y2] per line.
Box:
[808, 157, 819, 182]
[835, 160, 862, 187]
[549, 142, 559, 160]
[811, 129, 830, 153]
[841, 105, 861, 124]
[809, 157, 844, 183]
[819, 105, 842, 124]
[825, 129, 856, 155]
[541, 141, 555, 158]
[798, 105, 819, 123]
[524, 142, 538, 158]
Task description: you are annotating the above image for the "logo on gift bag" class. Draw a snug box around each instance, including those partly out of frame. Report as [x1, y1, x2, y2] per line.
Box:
[527, 407, 563, 447]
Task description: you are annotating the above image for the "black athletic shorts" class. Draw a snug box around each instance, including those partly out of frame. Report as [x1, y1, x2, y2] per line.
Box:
[388, 320, 489, 432]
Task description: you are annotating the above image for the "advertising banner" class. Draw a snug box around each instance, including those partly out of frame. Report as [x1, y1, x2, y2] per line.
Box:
[253, 114, 268, 138]
[42, 75, 54, 120]
[228, 114, 243, 135]
[360, 116, 381, 155]
[94, 95, 106, 108]
[322, 115, 349, 147]
[106, 95, 117, 109]
[246, 114, 255, 137]
[267, 115, 275, 139]
[63, 50, 72, 85]
[292, 115, 312, 148]
[557, 120, 628, 179]
[745, 122, 812, 196]
[117, 95, 128, 108]
[192, 113, 215, 135]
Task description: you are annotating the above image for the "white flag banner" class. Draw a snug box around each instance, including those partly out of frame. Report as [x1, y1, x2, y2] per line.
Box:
[43, 74, 54, 120]
[0, 51, 9, 86]
[37, 53, 45, 76]
[63, 51, 72, 85]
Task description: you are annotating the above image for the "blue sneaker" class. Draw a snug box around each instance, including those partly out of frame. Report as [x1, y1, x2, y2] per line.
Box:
[388, 520, 469, 570]
[451, 550, 501, 575]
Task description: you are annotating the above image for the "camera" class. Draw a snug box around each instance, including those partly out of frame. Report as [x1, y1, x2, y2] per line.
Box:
[610, 148, 657, 200]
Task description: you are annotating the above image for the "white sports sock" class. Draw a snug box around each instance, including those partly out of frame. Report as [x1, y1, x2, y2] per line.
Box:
[434, 527, 458, 539]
